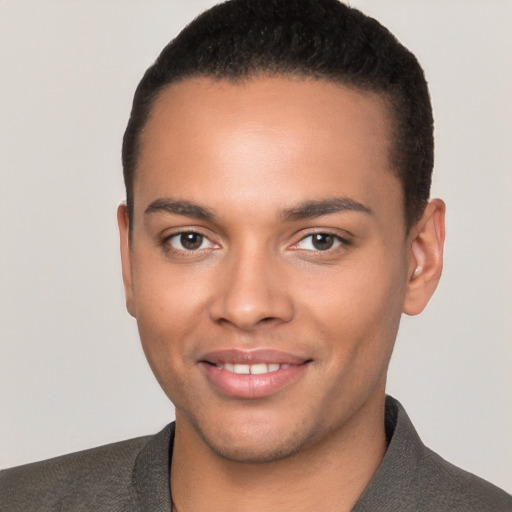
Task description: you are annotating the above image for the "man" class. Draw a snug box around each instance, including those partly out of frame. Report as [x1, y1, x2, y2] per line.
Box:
[1, 0, 510, 510]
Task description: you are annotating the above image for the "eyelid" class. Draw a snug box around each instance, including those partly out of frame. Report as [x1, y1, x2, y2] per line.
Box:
[169, 233, 216, 251]
[160, 227, 220, 253]
[289, 229, 353, 251]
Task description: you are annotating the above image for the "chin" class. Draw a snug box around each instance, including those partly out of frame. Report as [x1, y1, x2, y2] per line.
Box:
[200, 433, 314, 464]
[188, 412, 318, 464]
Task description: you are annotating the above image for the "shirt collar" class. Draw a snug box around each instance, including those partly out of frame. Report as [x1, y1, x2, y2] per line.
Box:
[132, 396, 419, 511]
[133, 422, 174, 511]
[352, 395, 424, 510]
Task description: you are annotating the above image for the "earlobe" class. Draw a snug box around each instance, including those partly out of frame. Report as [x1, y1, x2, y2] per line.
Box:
[117, 204, 136, 318]
[402, 199, 446, 316]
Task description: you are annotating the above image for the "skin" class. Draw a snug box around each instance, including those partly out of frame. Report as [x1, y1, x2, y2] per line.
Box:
[118, 76, 445, 511]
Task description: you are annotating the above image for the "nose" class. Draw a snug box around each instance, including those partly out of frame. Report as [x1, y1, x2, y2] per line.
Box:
[208, 246, 295, 331]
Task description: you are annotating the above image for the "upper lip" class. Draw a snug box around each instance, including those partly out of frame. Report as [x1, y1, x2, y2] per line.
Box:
[199, 349, 310, 366]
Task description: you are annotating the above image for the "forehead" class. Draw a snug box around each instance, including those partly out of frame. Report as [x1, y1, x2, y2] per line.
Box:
[140, 76, 392, 162]
[134, 76, 401, 225]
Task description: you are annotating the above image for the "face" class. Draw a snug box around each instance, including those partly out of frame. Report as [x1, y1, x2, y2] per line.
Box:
[119, 76, 438, 463]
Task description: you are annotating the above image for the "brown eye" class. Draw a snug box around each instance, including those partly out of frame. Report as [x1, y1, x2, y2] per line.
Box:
[180, 233, 203, 250]
[169, 232, 214, 251]
[295, 233, 346, 252]
[312, 233, 335, 250]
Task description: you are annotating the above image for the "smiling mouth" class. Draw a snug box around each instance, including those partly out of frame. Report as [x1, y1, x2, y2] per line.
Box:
[199, 351, 311, 398]
[206, 362, 297, 375]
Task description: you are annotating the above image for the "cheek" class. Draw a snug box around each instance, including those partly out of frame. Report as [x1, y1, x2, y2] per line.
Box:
[133, 284, 200, 406]
[130, 258, 210, 378]
[132, 250, 209, 329]
[308, 249, 407, 359]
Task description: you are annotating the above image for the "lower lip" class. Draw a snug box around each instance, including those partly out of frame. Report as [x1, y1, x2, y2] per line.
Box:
[199, 363, 309, 399]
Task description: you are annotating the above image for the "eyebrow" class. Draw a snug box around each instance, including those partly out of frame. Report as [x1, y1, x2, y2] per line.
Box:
[144, 196, 372, 223]
[145, 198, 217, 221]
[282, 197, 373, 221]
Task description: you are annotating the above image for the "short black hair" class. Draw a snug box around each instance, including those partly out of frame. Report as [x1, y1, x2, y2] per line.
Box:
[122, 0, 433, 230]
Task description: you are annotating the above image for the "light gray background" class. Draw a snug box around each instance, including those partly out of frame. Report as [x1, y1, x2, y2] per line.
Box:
[1, 0, 511, 493]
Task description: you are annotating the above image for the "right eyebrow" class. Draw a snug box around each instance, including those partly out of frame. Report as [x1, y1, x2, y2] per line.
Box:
[144, 198, 217, 221]
[281, 197, 373, 222]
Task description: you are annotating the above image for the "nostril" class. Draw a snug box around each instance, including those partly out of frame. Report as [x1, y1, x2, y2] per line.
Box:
[208, 285, 295, 329]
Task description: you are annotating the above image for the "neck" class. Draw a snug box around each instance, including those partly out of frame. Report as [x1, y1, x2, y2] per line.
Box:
[170, 394, 387, 512]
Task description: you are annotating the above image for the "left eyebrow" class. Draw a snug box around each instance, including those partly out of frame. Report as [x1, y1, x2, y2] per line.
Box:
[144, 198, 217, 221]
[281, 197, 373, 222]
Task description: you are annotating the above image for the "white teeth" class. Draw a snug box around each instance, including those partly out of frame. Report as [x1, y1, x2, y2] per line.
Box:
[233, 364, 250, 374]
[219, 363, 287, 374]
[250, 363, 268, 375]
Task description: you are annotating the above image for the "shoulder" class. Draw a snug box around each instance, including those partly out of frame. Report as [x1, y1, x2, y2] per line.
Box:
[355, 397, 512, 511]
[415, 445, 512, 511]
[0, 433, 155, 512]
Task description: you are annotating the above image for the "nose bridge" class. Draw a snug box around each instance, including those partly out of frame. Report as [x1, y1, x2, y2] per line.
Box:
[209, 239, 294, 330]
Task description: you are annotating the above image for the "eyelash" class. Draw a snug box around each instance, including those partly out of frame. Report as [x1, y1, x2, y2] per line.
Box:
[159, 230, 352, 256]
[292, 232, 352, 253]
[161, 230, 217, 255]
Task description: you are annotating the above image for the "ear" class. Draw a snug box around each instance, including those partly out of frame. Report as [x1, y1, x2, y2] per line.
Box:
[402, 198, 446, 316]
[117, 204, 136, 318]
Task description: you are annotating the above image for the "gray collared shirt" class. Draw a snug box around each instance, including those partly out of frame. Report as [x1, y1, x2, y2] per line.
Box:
[1, 396, 511, 511]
